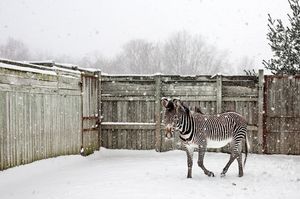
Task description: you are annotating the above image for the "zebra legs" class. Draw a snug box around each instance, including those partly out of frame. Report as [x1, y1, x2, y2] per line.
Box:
[237, 153, 244, 177]
[221, 154, 236, 177]
[185, 145, 194, 178]
[221, 141, 243, 177]
[198, 146, 215, 177]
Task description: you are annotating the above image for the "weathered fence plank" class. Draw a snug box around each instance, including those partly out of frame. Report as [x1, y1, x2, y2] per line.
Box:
[155, 75, 162, 152]
[0, 60, 85, 170]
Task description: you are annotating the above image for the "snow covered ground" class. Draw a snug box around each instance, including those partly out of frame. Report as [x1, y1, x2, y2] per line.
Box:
[0, 148, 299, 199]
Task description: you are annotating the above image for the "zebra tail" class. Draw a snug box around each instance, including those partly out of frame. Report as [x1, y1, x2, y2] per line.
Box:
[243, 134, 250, 168]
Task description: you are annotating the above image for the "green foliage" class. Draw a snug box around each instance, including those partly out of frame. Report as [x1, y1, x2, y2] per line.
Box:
[263, 0, 300, 75]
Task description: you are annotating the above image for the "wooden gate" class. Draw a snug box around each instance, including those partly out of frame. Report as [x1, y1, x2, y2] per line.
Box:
[263, 75, 300, 154]
[81, 72, 101, 154]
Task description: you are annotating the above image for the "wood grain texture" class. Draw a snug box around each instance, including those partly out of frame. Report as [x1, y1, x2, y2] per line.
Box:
[264, 75, 300, 154]
[0, 66, 82, 170]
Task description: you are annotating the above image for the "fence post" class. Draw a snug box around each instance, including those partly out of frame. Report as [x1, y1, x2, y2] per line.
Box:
[155, 75, 162, 152]
[257, 69, 264, 153]
[96, 70, 102, 150]
[216, 75, 222, 113]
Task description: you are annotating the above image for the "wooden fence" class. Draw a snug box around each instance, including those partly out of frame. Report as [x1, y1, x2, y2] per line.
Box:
[263, 75, 300, 154]
[100, 73, 263, 153]
[100, 72, 300, 155]
[1, 59, 300, 170]
[0, 59, 100, 170]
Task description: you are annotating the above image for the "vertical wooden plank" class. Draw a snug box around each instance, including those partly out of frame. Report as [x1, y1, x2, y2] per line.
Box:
[263, 76, 269, 153]
[0, 92, 5, 170]
[280, 78, 286, 154]
[8, 92, 12, 168]
[27, 93, 31, 163]
[127, 129, 132, 149]
[65, 95, 70, 154]
[216, 75, 222, 114]
[19, 93, 25, 165]
[31, 93, 36, 161]
[15, 92, 20, 166]
[257, 69, 264, 153]
[155, 75, 162, 152]
[107, 129, 112, 149]
[4, 92, 10, 169]
[117, 129, 122, 149]
[97, 71, 102, 150]
[141, 130, 146, 150]
[12, 92, 16, 167]
[137, 130, 142, 150]
[215, 76, 222, 153]
[101, 129, 107, 148]
[80, 75, 84, 151]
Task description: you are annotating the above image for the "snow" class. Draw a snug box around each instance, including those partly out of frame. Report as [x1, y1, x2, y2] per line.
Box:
[0, 62, 57, 76]
[0, 148, 299, 199]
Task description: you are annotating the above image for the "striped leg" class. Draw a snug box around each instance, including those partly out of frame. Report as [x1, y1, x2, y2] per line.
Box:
[185, 145, 194, 178]
[221, 140, 243, 177]
[198, 145, 215, 177]
[236, 153, 244, 177]
[221, 153, 236, 177]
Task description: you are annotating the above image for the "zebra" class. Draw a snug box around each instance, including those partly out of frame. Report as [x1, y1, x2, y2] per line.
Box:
[161, 97, 249, 178]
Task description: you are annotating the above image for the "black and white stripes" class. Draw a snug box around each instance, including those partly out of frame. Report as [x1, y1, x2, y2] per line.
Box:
[161, 98, 250, 178]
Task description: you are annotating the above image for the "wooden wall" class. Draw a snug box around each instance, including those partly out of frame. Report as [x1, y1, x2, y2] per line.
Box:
[100, 74, 263, 153]
[0, 61, 83, 170]
[264, 75, 300, 154]
[100, 75, 157, 150]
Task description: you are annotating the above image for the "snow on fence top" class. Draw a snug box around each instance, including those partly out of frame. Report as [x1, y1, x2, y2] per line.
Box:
[0, 58, 100, 77]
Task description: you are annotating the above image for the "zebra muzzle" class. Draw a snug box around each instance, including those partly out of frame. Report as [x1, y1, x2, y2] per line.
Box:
[165, 125, 174, 139]
[166, 132, 173, 139]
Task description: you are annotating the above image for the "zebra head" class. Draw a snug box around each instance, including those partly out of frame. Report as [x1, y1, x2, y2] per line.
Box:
[161, 97, 188, 139]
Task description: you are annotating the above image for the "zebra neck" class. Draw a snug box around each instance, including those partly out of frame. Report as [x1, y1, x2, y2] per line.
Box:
[178, 114, 194, 142]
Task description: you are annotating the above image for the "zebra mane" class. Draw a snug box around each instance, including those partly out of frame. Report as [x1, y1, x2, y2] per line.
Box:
[181, 103, 190, 115]
[194, 107, 204, 114]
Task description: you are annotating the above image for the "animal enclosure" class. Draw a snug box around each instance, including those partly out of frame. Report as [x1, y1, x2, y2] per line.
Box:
[100, 74, 262, 153]
[1, 59, 300, 171]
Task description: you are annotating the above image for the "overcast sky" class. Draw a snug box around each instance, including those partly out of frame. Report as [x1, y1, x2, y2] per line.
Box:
[0, 0, 290, 69]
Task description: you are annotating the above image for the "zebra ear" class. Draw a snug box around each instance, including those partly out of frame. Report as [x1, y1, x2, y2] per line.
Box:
[173, 98, 187, 113]
[161, 97, 169, 108]
[172, 98, 182, 108]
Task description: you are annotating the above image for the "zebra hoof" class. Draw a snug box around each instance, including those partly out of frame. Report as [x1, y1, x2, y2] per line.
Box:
[220, 173, 226, 177]
[207, 172, 215, 177]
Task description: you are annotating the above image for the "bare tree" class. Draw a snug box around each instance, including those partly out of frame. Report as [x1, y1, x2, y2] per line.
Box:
[163, 31, 191, 74]
[238, 56, 255, 74]
[162, 31, 230, 75]
[0, 38, 31, 60]
[120, 39, 155, 74]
